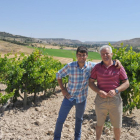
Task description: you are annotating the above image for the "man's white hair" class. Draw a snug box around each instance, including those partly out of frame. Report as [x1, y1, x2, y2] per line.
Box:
[99, 45, 112, 54]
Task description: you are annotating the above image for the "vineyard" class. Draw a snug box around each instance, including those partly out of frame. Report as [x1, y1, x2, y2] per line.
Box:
[0, 45, 140, 139]
[0, 49, 68, 108]
[0, 44, 140, 113]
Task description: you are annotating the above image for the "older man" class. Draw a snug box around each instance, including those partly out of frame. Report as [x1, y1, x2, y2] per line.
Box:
[89, 45, 129, 140]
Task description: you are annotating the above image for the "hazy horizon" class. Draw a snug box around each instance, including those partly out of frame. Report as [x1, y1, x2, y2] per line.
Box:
[0, 0, 140, 42]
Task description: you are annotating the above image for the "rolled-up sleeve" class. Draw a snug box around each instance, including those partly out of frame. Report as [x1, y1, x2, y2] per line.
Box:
[56, 64, 69, 79]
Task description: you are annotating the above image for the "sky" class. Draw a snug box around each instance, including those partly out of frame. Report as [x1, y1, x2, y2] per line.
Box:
[0, 0, 140, 42]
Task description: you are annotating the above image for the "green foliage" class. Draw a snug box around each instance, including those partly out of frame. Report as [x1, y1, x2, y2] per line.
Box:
[104, 121, 112, 129]
[0, 91, 14, 105]
[109, 43, 140, 113]
[0, 50, 67, 105]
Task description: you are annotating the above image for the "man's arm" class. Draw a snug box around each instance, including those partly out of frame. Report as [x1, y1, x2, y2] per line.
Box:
[116, 79, 129, 93]
[108, 79, 129, 97]
[89, 78, 108, 98]
[56, 64, 71, 99]
[57, 79, 71, 99]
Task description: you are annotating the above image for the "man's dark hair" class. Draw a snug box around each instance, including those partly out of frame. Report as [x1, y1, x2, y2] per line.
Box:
[76, 46, 88, 55]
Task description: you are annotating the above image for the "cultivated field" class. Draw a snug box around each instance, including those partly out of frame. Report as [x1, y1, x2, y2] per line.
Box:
[0, 42, 140, 139]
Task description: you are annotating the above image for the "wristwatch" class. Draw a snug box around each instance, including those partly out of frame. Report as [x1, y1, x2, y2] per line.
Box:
[115, 89, 119, 94]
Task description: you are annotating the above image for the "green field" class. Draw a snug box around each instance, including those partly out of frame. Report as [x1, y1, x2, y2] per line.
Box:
[33, 47, 101, 60]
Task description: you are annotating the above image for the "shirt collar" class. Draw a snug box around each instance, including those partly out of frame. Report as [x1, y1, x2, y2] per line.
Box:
[101, 60, 115, 66]
[76, 61, 87, 68]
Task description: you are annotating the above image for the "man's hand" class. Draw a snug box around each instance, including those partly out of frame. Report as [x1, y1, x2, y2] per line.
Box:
[107, 90, 116, 97]
[115, 59, 122, 69]
[61, 88, 71, 99]
[98, 90, 108, 98]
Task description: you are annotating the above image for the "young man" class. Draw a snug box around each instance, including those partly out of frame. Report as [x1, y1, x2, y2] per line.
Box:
[89, 45, 129, 140]
[54, 46, 121, 140]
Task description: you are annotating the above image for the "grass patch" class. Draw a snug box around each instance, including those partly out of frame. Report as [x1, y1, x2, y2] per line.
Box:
[27, 47, 101, 60]
[88, 51, 101, 60]
[39, 48, 76, 58]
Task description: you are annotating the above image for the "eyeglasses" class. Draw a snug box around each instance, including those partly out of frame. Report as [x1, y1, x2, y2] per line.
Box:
[77, 54, 87, 57]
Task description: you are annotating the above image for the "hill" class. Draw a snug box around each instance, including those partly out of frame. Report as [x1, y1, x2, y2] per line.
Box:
[0, 32, 113, 46]
[114, 38, 140, 48]
[84, 41, 117, 45]
[0, 32, 83, 45]
[0, 40, 34, 54]
[1, 31, 140, 50]
[39, 38, 83, 45]
[0, 32, 39, 44]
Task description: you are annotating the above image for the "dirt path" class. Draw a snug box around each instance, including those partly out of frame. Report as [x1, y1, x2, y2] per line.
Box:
[0, 88, 140, 140]
[0, 44, 140, 139]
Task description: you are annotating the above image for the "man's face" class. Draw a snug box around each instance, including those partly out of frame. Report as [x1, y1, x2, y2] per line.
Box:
[100, 48, 113, 62]
[76, 52, 88, 64]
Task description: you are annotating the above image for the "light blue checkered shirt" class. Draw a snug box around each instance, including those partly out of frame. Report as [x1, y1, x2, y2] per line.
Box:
[56, 61, 96, 103]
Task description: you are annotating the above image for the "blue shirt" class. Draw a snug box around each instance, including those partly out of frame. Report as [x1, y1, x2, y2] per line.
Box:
[56, 61, 96, 103]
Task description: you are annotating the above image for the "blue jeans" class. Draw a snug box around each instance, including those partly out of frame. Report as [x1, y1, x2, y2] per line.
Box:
[54, 98, 86, 140]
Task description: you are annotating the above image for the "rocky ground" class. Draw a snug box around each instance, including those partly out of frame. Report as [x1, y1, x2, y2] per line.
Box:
[0, 45, 140, 140]
[0, 87, 140, 140]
